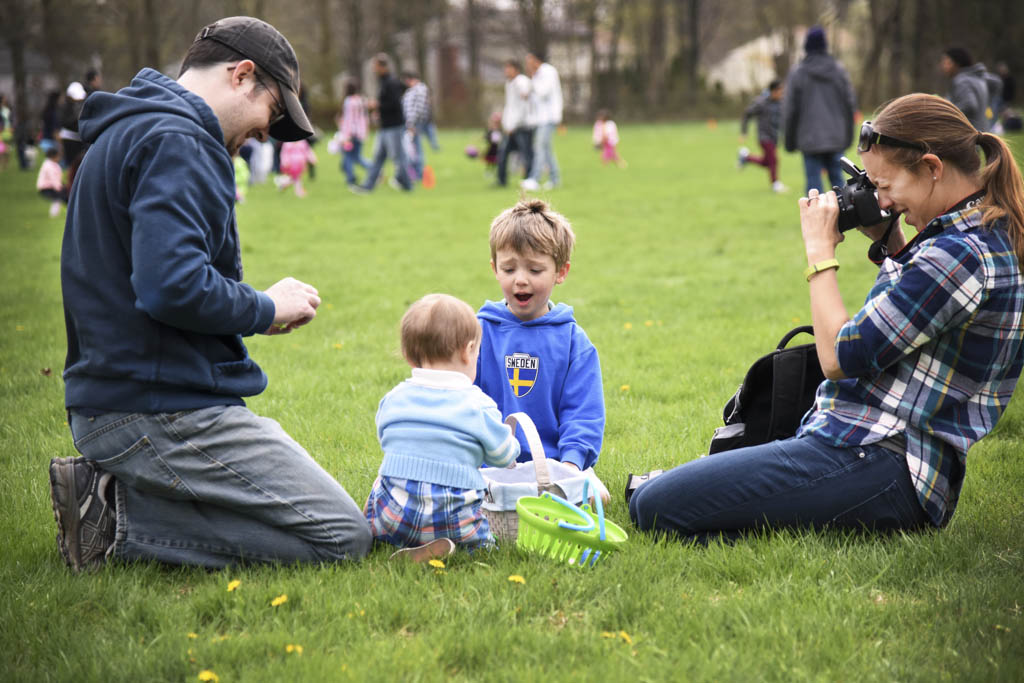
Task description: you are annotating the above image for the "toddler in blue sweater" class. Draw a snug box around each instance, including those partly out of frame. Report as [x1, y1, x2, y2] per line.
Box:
[366, 293, 520, 561]
[475, 199, 605, 472]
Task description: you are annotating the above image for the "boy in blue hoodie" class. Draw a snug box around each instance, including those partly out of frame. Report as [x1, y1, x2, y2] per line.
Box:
[475, 199, 605, 471]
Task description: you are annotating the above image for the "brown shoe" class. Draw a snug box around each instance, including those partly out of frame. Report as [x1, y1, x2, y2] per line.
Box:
[389, 538, 456, 563]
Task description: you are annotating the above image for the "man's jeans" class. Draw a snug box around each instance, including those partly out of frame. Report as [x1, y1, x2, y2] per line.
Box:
[527, 122, 560, 185]
[496, 128, 534, 186]
[362, 126, 411, 190]
[802, 151, 844, 193]
[341, 137, 370, 186]
[69, 406, 372, 567]
[629, 435, 928, 543]
[409, 121, 438, 179]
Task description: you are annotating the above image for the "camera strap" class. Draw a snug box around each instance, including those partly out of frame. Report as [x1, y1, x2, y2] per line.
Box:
[868, 190, 986, 265]
[867, 215, 901, 264]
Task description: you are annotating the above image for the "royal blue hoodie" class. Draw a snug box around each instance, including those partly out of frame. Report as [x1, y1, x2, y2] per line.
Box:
[61, 68, 275, 413]
[475, 300, 604, 470]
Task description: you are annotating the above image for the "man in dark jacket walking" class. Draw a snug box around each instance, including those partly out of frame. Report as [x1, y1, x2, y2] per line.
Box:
[353, 54, 412, 193]
[50, 16, 372, 572]
[783, 25, 857, 193]
[941, 47, 1001, 132]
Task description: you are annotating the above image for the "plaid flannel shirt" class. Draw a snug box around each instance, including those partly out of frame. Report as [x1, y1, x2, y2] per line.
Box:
[402, 82, 431, 128]
[798, 208, 1024, 526]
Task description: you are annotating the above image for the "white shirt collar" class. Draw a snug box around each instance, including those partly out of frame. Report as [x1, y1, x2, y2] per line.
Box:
[409, 367, 473, 388]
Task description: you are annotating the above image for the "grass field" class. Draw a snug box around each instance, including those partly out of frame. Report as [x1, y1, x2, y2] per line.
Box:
[2, 122, 1023, 682]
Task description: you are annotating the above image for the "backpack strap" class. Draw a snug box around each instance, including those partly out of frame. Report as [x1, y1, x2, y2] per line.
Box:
[776, 326, 814, 350]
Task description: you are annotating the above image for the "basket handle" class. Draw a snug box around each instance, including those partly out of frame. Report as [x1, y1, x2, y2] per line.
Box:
[540, 492, 595, 533]
[504, 412, 552, 490]
[582, 478, 606, 541]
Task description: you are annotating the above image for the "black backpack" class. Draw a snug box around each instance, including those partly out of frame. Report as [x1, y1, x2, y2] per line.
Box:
[708, 326, 825, 455]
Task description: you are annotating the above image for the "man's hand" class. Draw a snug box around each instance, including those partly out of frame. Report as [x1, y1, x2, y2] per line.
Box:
[263, 277, 320, 335]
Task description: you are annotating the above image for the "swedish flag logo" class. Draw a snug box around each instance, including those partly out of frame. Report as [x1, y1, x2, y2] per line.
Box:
[505, 353, 539, 398]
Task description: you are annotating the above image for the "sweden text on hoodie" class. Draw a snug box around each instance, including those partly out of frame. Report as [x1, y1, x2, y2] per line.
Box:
[62, 68, 275, 413]
[474, 300, 604, 470]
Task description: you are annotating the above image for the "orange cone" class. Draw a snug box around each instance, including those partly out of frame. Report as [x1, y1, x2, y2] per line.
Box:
[422, 165, 436, 189]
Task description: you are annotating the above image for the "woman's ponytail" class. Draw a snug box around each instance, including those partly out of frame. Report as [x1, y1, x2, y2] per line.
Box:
[978, 132, 1024, 267]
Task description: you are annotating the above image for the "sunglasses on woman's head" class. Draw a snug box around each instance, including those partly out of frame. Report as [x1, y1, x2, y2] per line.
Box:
[857, 121, 926, 154]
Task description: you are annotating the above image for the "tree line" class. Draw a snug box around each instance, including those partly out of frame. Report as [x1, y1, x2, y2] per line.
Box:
[1, 0, 1020, 132]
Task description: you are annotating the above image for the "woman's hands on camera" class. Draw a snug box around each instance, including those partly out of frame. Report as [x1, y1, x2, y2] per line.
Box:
[800, 188, 843, 264]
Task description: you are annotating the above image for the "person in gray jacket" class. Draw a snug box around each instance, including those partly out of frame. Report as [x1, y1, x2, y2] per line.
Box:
[783, 26, 857, 193]
[941, 47, 1001, 132]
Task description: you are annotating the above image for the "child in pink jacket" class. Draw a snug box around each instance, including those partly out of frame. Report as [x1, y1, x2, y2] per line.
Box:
[36, 147, 68, 217]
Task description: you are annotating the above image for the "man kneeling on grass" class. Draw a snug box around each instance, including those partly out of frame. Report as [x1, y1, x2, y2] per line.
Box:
[50, 16, 371, 572]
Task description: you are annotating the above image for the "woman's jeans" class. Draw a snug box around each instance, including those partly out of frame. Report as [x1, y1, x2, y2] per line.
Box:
[341, 137, 370, 186]
[69, 406, 372, 568]
[629, 435, 929, 543]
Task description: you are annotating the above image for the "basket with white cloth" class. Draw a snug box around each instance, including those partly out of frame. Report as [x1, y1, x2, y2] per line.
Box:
[481, 412, 609, 541]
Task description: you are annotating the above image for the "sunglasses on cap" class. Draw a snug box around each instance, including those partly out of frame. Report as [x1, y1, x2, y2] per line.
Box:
[857, 121, 926, 154]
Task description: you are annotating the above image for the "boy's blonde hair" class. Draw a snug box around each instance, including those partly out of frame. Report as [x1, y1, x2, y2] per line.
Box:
[400, 294, 481, 367]
[489, 199, 575, 268]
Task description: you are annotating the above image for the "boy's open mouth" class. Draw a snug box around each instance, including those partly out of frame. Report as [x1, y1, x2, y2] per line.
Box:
[514, 293, 532, 302]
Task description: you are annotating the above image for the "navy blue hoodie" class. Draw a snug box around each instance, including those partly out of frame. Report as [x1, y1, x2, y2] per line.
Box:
[62, 68, 275, 413]
[474, 300, 604, 470]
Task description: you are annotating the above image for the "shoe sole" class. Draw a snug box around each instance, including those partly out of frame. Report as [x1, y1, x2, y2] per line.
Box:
[49, 457, 82, 571]
[389, 538, 456, 563]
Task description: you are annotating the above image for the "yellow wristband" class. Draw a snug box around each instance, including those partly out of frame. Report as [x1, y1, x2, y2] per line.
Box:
[804, 258, 840, 281]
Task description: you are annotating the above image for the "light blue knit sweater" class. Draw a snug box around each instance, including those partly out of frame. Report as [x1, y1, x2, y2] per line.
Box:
[376, 368, 521, 490]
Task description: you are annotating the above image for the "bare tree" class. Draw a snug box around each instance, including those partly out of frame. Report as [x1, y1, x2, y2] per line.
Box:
[343, 0, 363, 80]
[517, 0, 547, 58]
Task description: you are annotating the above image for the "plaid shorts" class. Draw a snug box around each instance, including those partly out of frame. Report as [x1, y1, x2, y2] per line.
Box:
[365, 476, 495, 549]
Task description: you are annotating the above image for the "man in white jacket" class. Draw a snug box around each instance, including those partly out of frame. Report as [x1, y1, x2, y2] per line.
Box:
[521, 52, 562, 191]
[497, 59, 534, 187]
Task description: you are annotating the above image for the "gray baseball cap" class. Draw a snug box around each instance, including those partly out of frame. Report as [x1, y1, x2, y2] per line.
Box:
[195, 16, 313, 141]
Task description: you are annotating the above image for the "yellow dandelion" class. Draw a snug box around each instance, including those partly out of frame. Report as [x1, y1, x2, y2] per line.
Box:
[333, 343, 343, 349]
[644, 320, 653, 327]
[601, 631, 616, 639]
[326, 303, 334, 309]
[226, 579, 241, 592]
[15, 325, 25, 331]
[187, 632, 198, 639]
[620, 384, 630, 392]
[508, 574, 526, 584]
[286, 643, 304, 654]
[198, 671, 219, 683]
[619, 630, 633, 645]
[359, 609, 365, 616]
[428, 559, 445, 569]
[791, 316, 801, 324]
[271, 593, 288, 607]
[623, 322, 632, 330]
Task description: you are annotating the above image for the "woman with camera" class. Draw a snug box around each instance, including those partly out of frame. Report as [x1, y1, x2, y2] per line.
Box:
[630, 93, 1024, 542]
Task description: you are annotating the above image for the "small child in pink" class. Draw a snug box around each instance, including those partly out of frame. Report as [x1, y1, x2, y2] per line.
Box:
[36, 147, 68, 217]
[592, 110, 626, 168]
[276, 140, 317, 197]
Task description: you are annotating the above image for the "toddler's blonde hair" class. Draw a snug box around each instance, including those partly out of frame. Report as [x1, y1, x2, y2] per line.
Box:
[400, 294, 481, 366]
[489, 198, 575, 268]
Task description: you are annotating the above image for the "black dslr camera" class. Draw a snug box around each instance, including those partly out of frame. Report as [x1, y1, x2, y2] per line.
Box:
[832, 156, 891, 232]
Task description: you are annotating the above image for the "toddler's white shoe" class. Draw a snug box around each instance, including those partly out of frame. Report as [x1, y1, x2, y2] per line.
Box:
[49, 202, 61, 218]
[520, 178, 540, 191]
[772, 180, 788, 194]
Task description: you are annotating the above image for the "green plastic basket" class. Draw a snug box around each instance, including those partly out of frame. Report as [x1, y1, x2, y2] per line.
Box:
[515, 481, 627, 567]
